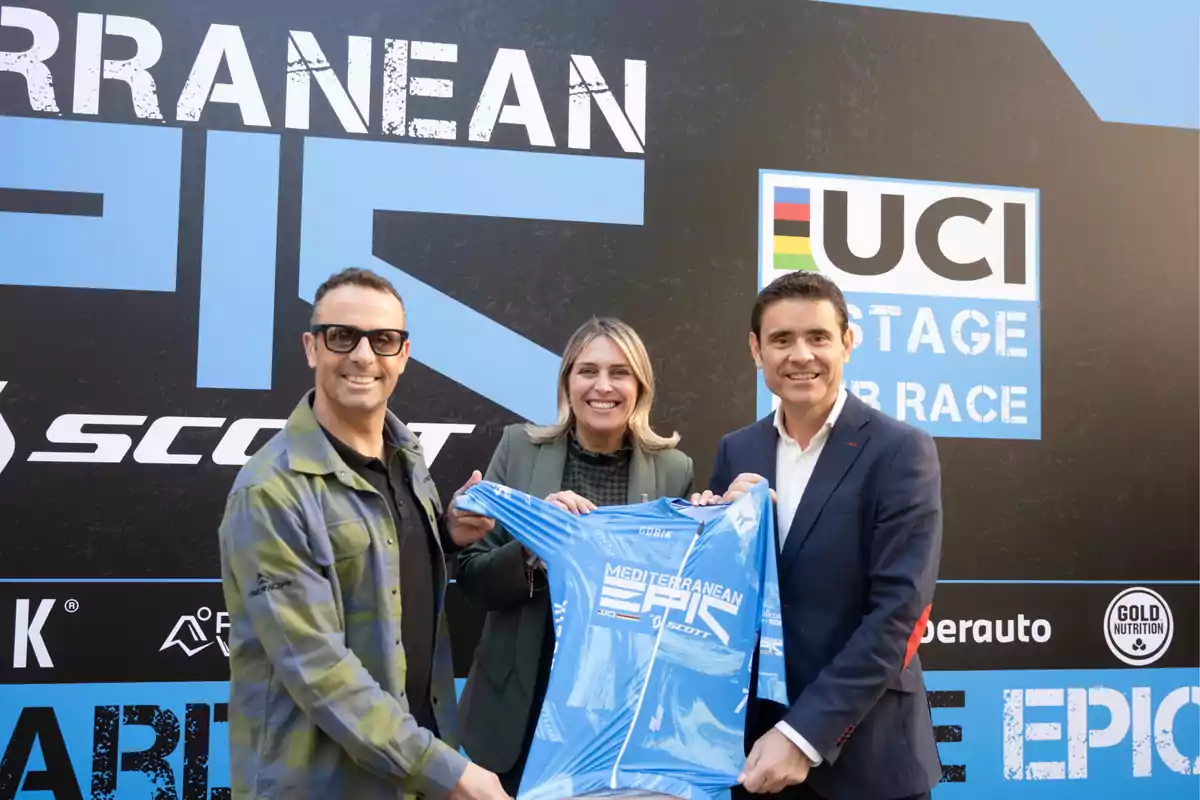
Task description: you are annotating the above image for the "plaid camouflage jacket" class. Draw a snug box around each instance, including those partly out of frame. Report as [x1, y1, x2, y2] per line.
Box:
[218, 391, 467, 799]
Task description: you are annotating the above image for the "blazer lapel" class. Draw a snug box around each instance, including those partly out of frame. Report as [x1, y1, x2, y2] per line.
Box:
[742, 416, 784, 553]
[779, 395, 871, 567]
[628, 446, 658, 504]
[528, 435, 568, 502]
[750, 415, 779, 494]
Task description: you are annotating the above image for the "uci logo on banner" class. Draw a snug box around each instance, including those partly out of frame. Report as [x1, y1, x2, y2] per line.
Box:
[757, 170, 1041, 440]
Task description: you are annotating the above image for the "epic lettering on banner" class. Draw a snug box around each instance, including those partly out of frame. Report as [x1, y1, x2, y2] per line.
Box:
[0, 5, 646, 149]
[0, 5, 651, 422]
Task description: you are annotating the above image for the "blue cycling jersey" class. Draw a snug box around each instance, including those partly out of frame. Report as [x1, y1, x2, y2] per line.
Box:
[456, 479, 787, 800]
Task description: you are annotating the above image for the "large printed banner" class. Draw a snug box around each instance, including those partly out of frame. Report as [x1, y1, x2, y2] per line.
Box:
[2, 580, 1196, 797]
[0, 0, 1197, 798]
[925, 668, 1199, 796]
[1, 673, 1196, 799]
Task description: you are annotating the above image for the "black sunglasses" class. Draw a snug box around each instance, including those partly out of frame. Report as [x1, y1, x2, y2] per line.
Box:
[310, 324, 409, 356]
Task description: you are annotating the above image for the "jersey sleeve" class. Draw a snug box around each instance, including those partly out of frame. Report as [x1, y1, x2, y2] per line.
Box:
[454, 480, 576, 563]
[753, 480, 789, 704]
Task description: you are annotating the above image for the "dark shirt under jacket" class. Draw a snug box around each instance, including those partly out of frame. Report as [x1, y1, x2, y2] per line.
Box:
[320, 425, 439, 734]
[560, 432, 634, 506]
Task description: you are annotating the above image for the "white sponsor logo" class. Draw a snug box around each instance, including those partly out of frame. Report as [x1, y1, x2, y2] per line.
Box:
[728, 495, 760, 537]
[599, 563, 742, 644]
[0, 382, 14, 476]
[636, 526, 672, 540]
[761, 173, 1037, 302]
[0, 400, 472, 473]
[12, 598, 55, 668]
[1003, 685, 1200, 779]
[1103, 587, 1174, 667]
[1, 8, 647, 153]
[160, 606, 230, 658]
[921, 614, 1051, 645]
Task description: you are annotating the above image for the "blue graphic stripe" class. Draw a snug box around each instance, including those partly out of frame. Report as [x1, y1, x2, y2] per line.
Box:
[939, 579, 1200, 585]
[299, 138, 645, 423]
[760, 168, 1042, 195]
[2, 577, 1193, 585]
[926, 667, 1200, 796]
[197, 131, 280, 391]
[811, 0, 1199, 130]
[0, 577, 460, 585]
[0, 578, 224, 583]
[841, 291, 1042, 440]
[0, 117, 180, 291]
[300, 138, 644, 224]
[3, 670, 1195, 798]
[774, 187, 810, 204]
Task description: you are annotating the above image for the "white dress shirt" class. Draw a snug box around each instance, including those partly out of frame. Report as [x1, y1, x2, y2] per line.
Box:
[770, 386, 848, 766]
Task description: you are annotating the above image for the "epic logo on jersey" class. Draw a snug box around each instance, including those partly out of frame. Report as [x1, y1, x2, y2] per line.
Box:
[597, 563, 743, 645]
[757, 170, 1042, 441]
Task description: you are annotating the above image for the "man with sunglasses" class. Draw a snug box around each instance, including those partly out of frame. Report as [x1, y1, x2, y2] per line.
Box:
[218, 267, 508, 800]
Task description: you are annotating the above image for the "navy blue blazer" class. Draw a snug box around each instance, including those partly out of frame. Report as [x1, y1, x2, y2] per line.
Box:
[710, 393, 944, 799]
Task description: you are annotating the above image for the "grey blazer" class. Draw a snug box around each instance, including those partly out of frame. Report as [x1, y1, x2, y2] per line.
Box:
[455, 423, 695, 774]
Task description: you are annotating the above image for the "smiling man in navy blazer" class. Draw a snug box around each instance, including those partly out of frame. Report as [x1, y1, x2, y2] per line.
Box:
[694, 271, 943, 800]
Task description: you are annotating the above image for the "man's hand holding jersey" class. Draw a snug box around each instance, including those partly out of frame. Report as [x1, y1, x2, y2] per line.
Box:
[690, 473, 777, 506]
[738, 729, 812, 794]
[448, 762, 512, 800]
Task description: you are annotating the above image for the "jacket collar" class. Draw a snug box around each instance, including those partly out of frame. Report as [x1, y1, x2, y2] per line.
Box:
[772, 386, 848, 449]
[528, 428, 658, 505]
[282, 390, 425, 490]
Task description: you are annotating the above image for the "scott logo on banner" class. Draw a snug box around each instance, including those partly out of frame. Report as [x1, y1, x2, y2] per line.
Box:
[0, 406, 475, 472]
[758, 170, 1042, 440]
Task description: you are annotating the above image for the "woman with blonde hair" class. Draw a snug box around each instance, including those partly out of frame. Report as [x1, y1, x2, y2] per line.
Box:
[455, 316, 694, 794]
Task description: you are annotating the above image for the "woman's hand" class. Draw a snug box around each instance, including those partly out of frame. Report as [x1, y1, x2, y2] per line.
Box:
[546, 490, 597, 515]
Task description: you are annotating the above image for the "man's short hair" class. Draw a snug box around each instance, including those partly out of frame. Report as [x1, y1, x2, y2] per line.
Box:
[312, 268, 406, 321]
[751, 271, 849, 338]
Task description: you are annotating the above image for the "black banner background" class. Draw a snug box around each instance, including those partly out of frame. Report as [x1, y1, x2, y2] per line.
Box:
[0, 0, 1195, 711]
